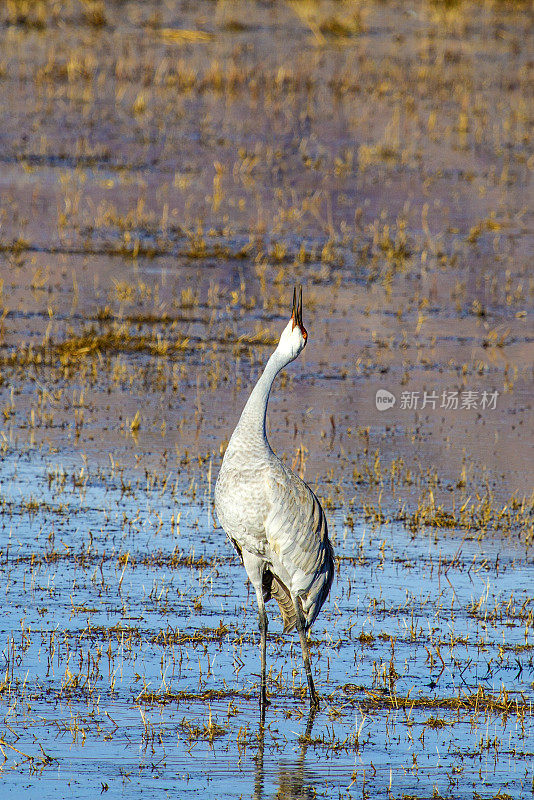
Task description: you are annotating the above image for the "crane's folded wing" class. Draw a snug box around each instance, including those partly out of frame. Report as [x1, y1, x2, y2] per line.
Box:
[264, 464, 334, 628]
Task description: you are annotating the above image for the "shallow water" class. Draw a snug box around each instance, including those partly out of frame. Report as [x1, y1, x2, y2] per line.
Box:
[1, 0, 533, 797]
[0, 445, 532, 798]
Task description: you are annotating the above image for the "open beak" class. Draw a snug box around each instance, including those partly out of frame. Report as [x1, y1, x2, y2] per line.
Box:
[291, 285, 307, 340]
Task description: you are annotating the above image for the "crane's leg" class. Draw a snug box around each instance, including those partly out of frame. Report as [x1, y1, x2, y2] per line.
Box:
[252, 585, 269, 723]
[242, 553, 270, 722]
[293, 597, 319, 710]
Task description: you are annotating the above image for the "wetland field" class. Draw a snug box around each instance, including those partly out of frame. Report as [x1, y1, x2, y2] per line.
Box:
[0, 0, 533, 797]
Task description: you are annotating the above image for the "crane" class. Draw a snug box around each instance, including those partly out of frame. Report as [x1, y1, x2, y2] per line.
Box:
[214, 286, 334, 720]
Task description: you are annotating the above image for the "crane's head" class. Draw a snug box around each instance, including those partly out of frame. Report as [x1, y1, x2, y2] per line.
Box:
[277, 285, 308, 362]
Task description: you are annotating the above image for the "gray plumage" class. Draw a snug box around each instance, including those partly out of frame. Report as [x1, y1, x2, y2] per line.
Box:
[214, 287, 334, 716]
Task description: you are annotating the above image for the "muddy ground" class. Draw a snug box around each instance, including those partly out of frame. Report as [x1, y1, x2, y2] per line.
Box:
[0, 1, 533, 798]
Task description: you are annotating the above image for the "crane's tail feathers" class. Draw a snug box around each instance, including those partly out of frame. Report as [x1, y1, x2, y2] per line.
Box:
[272, 577, 297, 633]
[262, 569, 297, 632]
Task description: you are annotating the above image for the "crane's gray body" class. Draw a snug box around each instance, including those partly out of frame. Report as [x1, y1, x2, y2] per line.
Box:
[214, 346, 334, 632]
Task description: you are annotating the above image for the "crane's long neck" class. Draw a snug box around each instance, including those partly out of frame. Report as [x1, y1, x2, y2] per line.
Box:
[232, 350, 287, 451]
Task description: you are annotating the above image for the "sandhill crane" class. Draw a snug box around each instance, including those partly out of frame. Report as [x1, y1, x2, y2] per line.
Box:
[215, 286, 334, 720]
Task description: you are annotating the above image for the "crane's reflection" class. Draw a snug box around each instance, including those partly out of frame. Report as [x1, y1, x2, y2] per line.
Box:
[253, 707, 318, 800]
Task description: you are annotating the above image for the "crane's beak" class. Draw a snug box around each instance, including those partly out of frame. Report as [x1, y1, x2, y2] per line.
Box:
[291, 285, 307, 340]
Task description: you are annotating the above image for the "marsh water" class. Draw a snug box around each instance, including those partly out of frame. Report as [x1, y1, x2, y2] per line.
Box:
[0, 1, 533, 798]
